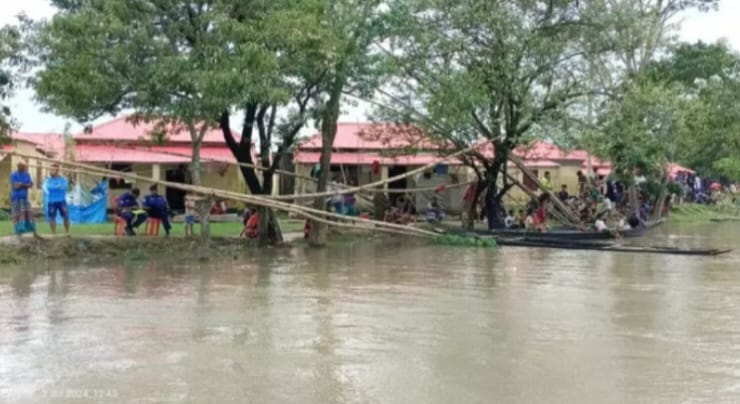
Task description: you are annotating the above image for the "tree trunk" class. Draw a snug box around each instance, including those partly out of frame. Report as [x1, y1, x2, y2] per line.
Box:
[308, 81, 344, 247]
[651, 178, 669, 220]
[189, 135, 211, 260]
[219, 109, 284, 245]
[257, 205, 283, 246]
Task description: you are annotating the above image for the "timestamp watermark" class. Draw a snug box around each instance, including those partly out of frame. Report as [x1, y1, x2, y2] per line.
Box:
[39, 388, 119, 400]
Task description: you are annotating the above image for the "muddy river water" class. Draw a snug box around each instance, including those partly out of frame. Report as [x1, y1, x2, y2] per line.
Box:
[1, 222, 739, 403]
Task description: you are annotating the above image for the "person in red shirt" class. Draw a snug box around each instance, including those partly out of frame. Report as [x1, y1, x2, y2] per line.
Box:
[533, 193, 550, 232]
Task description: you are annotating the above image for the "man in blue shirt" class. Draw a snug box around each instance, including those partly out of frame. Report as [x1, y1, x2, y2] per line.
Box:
[43, 163, 70, 235]
[10, 160, 39, 239]
[117, 188, 148, 236]
[143, 185, 171, 236]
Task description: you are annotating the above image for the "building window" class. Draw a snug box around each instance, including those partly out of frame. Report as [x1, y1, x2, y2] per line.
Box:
[109, 164, 133, 189]
[435, 164, 448, 175]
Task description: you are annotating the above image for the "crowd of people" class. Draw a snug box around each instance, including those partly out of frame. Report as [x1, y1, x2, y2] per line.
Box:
[461, 169, 657, 233]
[673, 171, 738, 205]
[8, 159, 181, 239]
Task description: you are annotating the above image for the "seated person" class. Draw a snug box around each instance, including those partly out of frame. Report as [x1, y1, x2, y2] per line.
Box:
[117, 188, 148, 236]
[532, 194, 550, 232]
[240, 207, 256, 237]
[245, 210, 260, 239]
[143, 185, 172, 236]
[524, 211, 535, 230]
[211, 200, 228, 215]
[425, 196, 445, 223]
[396, 196, 415, 224]
[558, 184, 570, 202]
[515, 209, 527, 229]
[594, 213, 608, 232]
[504, 210, 515, 229]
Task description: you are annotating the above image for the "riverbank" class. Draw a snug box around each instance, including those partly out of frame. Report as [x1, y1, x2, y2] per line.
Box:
[670, 203, 740, 222]
[0, 219, 306, 238]
[0, 236, 280, 265]
[0, 227, 414, 265]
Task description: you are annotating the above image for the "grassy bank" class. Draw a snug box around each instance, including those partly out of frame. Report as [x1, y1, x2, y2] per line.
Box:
[0, 237, 278, 265]
[670, 203, 740, 222]
[0, 219, 305, 237]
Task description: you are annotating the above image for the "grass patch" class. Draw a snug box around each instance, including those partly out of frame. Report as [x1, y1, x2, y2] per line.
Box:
[0, 218, 305, 237]
[670, 203, 740, 222]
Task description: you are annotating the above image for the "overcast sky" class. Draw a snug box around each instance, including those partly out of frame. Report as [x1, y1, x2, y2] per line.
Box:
[3, 0, 740, 134]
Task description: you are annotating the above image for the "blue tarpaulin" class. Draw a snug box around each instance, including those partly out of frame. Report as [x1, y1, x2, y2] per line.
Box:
[44, 180, 108, 224]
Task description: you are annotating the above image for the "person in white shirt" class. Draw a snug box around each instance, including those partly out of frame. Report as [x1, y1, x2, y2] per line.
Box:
[504, 210, 515, 229]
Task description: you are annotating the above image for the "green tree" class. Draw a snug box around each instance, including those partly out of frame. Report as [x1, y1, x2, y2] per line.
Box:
[376, 0, 624, 229]
[31, 0, 340, 246]
[304, 0, 388, 246]
[0, 25, 20, 140]
[643, 41, 740, 179]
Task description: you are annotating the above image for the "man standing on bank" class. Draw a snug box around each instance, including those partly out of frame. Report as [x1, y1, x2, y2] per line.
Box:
[10, 160, 41, 240]
[43, 163, 71, 235]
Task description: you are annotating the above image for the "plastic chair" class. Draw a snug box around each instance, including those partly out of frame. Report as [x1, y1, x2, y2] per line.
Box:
[114, 216, 127, 236]
[145, 219, 161, 236]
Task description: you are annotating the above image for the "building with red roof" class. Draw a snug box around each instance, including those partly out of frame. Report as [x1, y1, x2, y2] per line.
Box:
[1, 132, 66, 208]
[70, 115, 250, 210]
[294, 123, 472, 212]
[1, 115, 250, 210]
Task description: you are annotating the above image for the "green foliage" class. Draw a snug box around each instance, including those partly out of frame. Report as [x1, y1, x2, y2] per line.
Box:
[432, 235, 496, 248]
[595, 79, 698, 183]
[34, 1, 279, 124]
[0, 25, 20, 141]
[713, 157, 740, 180]
[641, 40, 740, 179]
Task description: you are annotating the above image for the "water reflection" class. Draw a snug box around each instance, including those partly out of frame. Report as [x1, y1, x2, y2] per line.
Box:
[0, 224, 738, 403]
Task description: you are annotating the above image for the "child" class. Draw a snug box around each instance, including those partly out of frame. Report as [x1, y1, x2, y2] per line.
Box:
[425, 195, 444, 223]
[184, 193, 199, 238]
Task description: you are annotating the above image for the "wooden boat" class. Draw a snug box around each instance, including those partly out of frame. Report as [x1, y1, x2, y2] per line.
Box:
[477, 218, 666, 240]
[494, 237, 732, 256]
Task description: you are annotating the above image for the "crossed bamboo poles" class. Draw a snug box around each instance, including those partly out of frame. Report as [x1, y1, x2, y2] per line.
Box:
[3, 142, 583, 238]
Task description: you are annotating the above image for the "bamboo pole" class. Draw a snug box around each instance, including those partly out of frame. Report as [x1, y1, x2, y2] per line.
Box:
[273, 145, 478, 201]
[507, 155, 583, 226]
[131, 145, 470, 195]
[503, 172, 576, 227]
[2, 150, 438, 239]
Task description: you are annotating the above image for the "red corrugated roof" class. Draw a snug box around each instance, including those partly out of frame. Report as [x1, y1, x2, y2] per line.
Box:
[75, 145, 192, 163]
[75, 115, 233, 144]
[298, 123, 444, 150]
[294, 151, 461, 166]
[514, 141, 588, 161]
[668, 163, 695, 176]
[10, 132, 65, 156]
[147, 146, 241, 163]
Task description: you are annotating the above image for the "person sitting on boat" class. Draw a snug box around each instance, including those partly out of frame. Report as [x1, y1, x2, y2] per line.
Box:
[143, 185, 172, 236]
[533, 193, 550, 232]
[504, 210, 515, 229]
[425, 195, 445, 223]
[524, 209, 535, 230]
[515, 209, 527, 229]
[117, 188, 148, 236]
[557, 184, 569, 202]
[594, 212, 608, 232]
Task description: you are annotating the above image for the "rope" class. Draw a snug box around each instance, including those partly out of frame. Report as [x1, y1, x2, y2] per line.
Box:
[273, 145, 478, 201]
[2, 150, 438, 239]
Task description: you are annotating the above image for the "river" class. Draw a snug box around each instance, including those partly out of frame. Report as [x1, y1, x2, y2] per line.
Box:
[0, 222, 738, 403]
